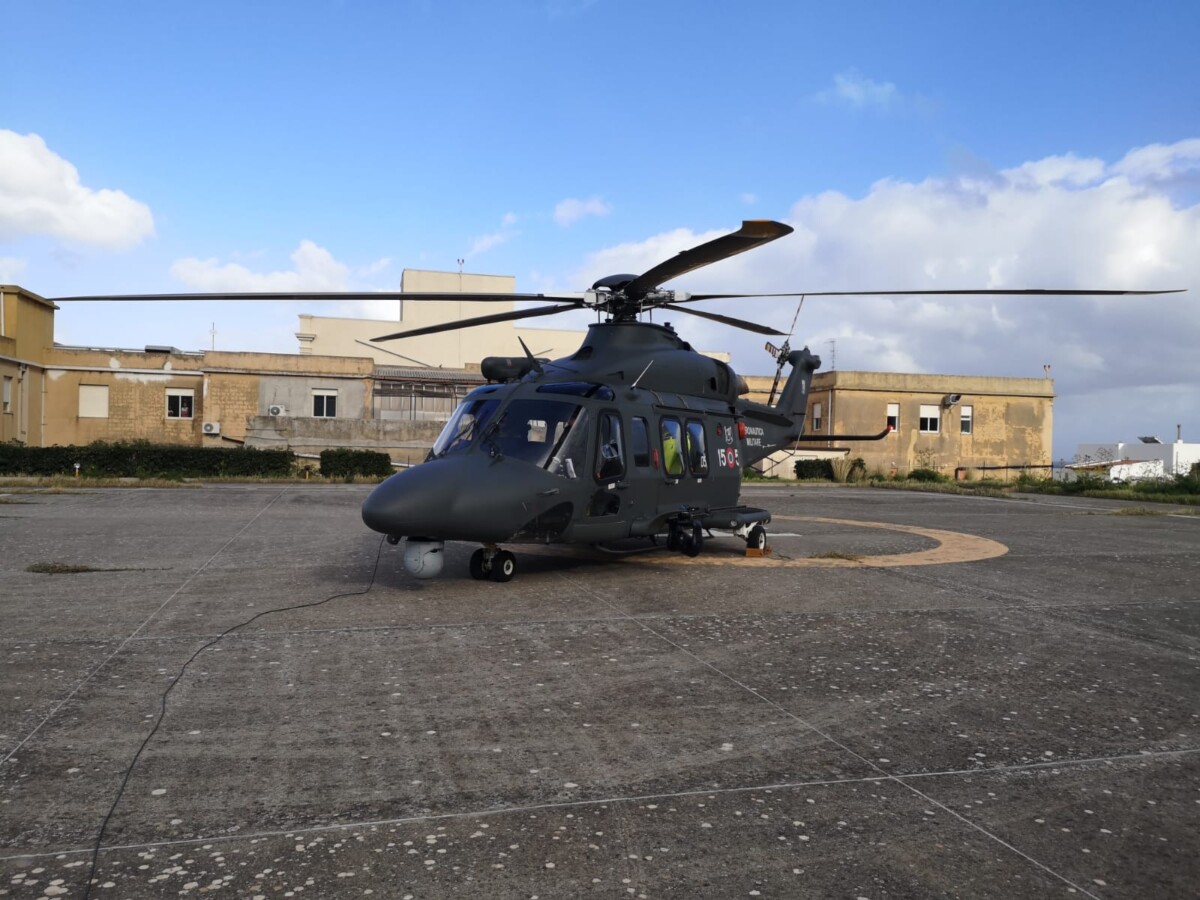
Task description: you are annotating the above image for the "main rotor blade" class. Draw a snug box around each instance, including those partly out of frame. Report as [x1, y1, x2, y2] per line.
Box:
[371, 302, 581, 341]
[682, 288, 1185, 301]
[622, 220, 794, 298]
[49, 290, 585, 303]
[667, 305, 786, 336]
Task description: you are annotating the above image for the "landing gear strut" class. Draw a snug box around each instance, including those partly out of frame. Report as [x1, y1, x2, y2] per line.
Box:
[469, 546, 516, 582]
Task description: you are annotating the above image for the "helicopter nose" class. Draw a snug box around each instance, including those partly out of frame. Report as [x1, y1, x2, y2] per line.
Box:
[361, 456, 563, 543]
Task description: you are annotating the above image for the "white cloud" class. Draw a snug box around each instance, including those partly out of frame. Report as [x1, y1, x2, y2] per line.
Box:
[573, 140, 1200, 451]
[356, 257, 392, 278]
[0, 130, 154, 249]
[740, 193, 758, 206]
[554, 196, 612, 227]
[816, 69, 899, 109]
[170, 240, 350, 291]
[468, 230, 515, 258]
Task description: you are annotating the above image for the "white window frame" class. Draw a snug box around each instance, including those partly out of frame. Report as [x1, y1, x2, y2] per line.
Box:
[166, 388, 194, 419]
[886, 402, 899, 433]
[2, 375, 11, 413]
[918, 404, 940, 434]
[313, 388, 338, 418]
[79, 384, 110, 419]
[811, 402, 822, 433]
[960, 405, 974, 435]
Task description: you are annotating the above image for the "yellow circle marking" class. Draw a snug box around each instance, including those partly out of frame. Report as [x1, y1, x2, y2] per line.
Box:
[519, 515, 1006, 569]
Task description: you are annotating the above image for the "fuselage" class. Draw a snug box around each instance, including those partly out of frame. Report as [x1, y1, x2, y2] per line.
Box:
[361, 321, 794, 546]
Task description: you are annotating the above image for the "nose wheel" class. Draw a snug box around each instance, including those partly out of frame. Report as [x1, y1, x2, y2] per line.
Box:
[469, 547, 516, 582]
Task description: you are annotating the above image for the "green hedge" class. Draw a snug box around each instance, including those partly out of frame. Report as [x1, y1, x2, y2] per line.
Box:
[0, 441, 294, 478]
[794, 458, 834, 480]
[319, 448, 394, 478]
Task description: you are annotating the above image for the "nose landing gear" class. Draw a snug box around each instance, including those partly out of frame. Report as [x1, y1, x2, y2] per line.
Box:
[469, 545, 516, 582]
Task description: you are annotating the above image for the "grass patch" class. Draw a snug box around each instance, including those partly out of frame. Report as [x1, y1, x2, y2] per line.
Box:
[809, 550, 863, 562]
[865, 480, 1013, 498]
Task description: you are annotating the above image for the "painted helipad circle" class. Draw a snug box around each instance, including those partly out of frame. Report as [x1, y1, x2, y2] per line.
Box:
[633, 515, 1009, 568]
[518, 516, 1008, 569]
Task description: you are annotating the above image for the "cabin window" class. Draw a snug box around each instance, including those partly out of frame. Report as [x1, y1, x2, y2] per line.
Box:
[313, 389, 338, 418]
[919, 404, 940, 434]
[166, 388, 194, 419]
[660, 417, 684, 478]
[631, 417, 650, 467]
[685, 420, 708, 476]
[594, 410, 626, 482]
[886, 402, 899, 433]
[79, 384, 109, 419]
[960, 405, 974, 435]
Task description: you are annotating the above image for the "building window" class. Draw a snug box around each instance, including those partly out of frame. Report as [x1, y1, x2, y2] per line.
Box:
[811, 402, 822, 433]
[918, 404, 940, 434]
[960, 405, 973, 435]
[886, 402, 899, 433]
[2, 376, 11, 413]
[79, 384, 109, 418]
[166, 388, 194, 419]
[313, 389, 338, 417]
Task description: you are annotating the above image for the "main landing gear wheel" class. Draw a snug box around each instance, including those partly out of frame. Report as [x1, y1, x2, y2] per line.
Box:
[490, 550, 516, 582]
[746, 524, 767, 552]
[679, 523, 704, 558]
[470, 548, 516, 582]
[469, 549, 489, 580]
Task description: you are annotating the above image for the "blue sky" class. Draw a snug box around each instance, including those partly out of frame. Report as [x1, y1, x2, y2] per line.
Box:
[2, 0, 1198, 457]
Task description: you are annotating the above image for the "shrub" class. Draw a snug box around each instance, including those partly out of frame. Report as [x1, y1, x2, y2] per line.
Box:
[319, 448, 394, 478]
[907, 467, 944, 482]
[0, 440, 294, 478]
[794, 458, 834, 480]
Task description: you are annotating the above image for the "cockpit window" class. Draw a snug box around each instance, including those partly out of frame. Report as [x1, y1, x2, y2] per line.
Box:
[432, 398, 501, 457]
[433, 396, 588, 476]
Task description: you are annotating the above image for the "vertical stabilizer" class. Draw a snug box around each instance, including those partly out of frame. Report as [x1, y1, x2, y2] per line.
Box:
[736, 347, 822, 465]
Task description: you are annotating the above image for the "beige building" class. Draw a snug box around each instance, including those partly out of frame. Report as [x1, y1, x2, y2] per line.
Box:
[1, 287, 56, 447]
[748, 369, 1055, 479]
[297, 269, 588, 367]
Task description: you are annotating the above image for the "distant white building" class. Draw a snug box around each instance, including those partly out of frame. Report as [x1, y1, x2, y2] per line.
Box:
[1069, 432, 1200, 481]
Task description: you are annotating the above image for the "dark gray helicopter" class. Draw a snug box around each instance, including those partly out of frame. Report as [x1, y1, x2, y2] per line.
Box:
[361, 221, 871, 580]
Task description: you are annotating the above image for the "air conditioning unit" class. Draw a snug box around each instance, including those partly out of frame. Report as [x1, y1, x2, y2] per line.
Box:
[267, 404, 287, 416]
[202, 422, 221, 435]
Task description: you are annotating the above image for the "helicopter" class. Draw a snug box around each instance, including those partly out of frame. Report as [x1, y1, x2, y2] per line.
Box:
[49, 220, 1180, 582]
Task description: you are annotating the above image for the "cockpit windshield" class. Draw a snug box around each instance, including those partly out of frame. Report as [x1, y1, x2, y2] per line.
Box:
[431, 397, 501, 458]
[431, 396, 588, 479]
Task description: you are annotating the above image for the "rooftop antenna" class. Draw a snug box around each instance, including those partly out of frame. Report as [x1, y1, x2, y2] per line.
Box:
[209, 322, 217, 351]
[826, 338, 836, 371]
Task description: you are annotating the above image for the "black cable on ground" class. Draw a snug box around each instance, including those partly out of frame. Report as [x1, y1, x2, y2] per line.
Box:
[82, 534, 387, 899]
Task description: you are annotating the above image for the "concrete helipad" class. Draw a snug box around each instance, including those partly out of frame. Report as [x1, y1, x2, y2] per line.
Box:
[1, 483, 1197, 898]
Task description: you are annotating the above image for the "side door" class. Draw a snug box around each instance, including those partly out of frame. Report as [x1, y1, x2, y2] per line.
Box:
[576, 408, 630, 540]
